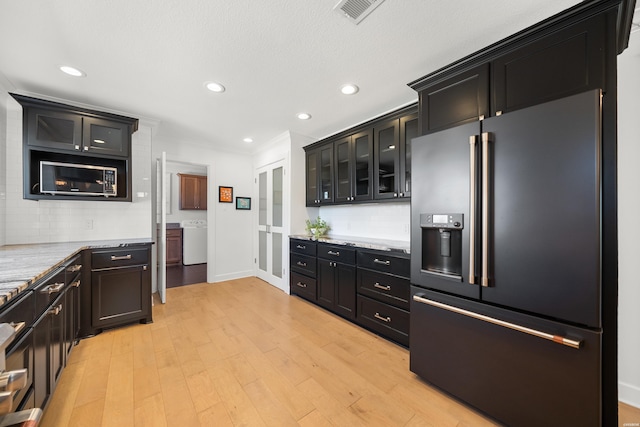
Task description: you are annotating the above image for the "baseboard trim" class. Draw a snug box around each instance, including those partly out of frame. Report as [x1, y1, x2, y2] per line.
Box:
[214, 270, 253, 282]
[619, 381, 640, 409]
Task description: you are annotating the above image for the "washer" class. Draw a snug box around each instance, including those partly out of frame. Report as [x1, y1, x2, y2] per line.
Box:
[181, 219, 207, 265]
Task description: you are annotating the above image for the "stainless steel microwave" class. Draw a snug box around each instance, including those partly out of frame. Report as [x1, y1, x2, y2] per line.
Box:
[40, 161, 117, 196]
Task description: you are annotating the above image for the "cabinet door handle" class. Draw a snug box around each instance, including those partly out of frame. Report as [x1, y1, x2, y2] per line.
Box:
[83, 146, 89, 151]
[327, 250, 340, 256]
[296, 261, 307, 267]
[74, 145, 80, 150]
[71, 279, 81, 288]
[373, 283, 391, 291]
[40, 282, 65, 294]
[374, 313, 391, 323]
[373, 258, 391, 266]
[295, 282, 307, 288]
[47, 304, 63, 316]
[67, 264, 82, 273]
[393, 193, 398, 197]
[111, 254, 132, 261]
[296, 244, 306, 250]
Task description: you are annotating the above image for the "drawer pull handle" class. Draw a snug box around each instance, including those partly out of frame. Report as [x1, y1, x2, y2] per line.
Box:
[67, 264, 82, 273]
[40, 282, 65, 294]
[373, 283, 391, 291]
[374, 313, 391, 323]
[412, 295, 583, 349]
[111, 254, 132, 261]
[374, 259, 391, 266]
[295, 282, 307, 288]
[47, 304, 63, 316]
[296, 244, 306, 250]
[72, 279, 81, 288]
[296, 261, 307, 267]
[327, 250, 340, 256]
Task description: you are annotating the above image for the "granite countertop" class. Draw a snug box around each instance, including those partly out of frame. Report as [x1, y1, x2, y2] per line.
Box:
[289, 234, 410, 254]
[0, 238, 153, 307]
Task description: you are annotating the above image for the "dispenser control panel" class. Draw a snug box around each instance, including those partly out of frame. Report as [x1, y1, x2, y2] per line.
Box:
[420, 213, 463, 229]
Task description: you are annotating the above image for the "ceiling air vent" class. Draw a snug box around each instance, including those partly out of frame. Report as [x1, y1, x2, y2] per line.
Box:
[334, 0, 386, 25]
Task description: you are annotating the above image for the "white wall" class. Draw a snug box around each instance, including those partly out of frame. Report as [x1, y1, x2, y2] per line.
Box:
[617, 29, 640, 409]
[152, 137, 254, 283]
[2, 94, 152, 244]
[0, 86, 7, 246]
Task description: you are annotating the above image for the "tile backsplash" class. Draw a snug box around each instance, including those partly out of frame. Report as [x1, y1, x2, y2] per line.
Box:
[318, 201, 410, 242]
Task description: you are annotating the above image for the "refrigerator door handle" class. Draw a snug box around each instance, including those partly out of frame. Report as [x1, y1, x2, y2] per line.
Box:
[481, 132, 491, 287]
[469, 135, 477, 285]
[412, 295, 583, 349]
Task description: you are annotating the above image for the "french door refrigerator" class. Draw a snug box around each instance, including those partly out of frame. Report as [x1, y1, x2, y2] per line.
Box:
[410, 89, 605, 427]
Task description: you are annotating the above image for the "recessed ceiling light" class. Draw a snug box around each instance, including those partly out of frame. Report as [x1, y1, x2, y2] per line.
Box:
[60, 66, 86, 77]
[205, 81, 225, 93]
[243, 137, 254, 143]
[340, 84, 359, 95]
[297, 113, 312, 120]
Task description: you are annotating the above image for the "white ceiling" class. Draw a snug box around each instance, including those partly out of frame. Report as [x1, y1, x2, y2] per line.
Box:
[0, 0, 594, 154]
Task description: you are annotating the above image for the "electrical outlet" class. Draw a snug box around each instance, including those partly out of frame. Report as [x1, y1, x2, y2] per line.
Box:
[85, 219, 93, 230]
[404, 224, 409, 234]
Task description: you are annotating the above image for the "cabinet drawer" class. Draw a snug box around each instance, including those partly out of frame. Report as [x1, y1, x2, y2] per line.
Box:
[34, 269, 66, 316]
[357, 250, 409, 277]
[357, 268, 409, 310]
[0, 291, 35, 332]
[357, 295, 409, 346]
[290, 253, 316, 277]
[290, 239, 316, 256]
[290, 272, 317, 302]
[317, 244, 356, 265]
[91, 247, 149, 269]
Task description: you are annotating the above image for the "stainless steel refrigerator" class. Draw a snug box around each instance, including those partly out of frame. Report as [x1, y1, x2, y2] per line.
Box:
[410, 89, 605, 426]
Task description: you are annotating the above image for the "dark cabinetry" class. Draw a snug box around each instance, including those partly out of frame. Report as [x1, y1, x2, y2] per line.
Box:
[90, 246, 152, 332]
[289, 239, 317, 302]
[304, 104, 417, 206]
[289, 238, 410, 346]
[317, 244, 356, 319]
[25, 108, 130, 158]
[356, 250, 410, 346]
[178, 174, 207, 210]
[373, 114, 417, 199]
[10, 94, 138, 201]
[306, 144, 334, 206]
[410, 10, 607, 135]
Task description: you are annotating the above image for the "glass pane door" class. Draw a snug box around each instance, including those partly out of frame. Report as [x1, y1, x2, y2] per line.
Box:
[256, 160, 287, 291]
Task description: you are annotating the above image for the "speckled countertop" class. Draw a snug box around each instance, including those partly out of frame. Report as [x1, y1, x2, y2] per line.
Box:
[289, 234, 410, 254]
[0, 238, 153, 307]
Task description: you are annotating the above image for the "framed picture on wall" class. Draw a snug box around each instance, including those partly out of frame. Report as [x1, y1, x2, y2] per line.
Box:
[219, 186, 233, 203]
[236, 197, 251, 210]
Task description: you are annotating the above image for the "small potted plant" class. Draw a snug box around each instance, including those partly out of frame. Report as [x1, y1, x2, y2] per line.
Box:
[305, 216, 329, 240]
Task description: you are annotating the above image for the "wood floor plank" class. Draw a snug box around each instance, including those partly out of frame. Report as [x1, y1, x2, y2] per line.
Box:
[39, 278, 636, 427]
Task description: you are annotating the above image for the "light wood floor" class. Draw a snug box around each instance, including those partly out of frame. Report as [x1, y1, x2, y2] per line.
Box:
[40, 277, 640, 427]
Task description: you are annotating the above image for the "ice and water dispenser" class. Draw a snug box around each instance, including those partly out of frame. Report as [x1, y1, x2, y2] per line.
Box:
[420, 213, 463, 278]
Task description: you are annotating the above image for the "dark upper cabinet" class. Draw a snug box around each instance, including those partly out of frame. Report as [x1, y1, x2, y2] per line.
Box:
[416, 64, 489, 135]
[335, 130, 373, 203]
[26, 105, 131, 158]
[304, 104, 417, 206]
[27, 108, 83, 151]
[374, 116, 415, 200]
[374, 118, 400, 200]
[399, 114, 418, 198]
[82, 117, 129, 157]
[492, 13, 605, 116]
[306, 144, 334, 205]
